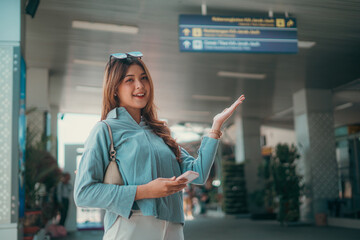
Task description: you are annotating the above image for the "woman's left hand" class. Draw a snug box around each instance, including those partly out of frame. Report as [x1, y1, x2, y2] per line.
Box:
[212, 94, 245, 130]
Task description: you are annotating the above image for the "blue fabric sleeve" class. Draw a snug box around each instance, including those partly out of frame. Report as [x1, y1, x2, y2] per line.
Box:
[179, 136, 220, 185]
[73, 122, 137, 218]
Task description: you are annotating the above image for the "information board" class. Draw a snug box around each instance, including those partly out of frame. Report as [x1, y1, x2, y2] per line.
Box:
[179, 15, 298, 53]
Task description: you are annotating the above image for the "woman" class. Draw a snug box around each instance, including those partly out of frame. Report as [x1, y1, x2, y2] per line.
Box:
[74, 51, 245, 240]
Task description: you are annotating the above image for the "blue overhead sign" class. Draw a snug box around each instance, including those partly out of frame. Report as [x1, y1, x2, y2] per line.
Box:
[179, 15, 298, 53]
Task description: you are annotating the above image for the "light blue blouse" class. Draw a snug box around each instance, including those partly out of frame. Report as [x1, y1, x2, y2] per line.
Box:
[74, 107, 219, 232]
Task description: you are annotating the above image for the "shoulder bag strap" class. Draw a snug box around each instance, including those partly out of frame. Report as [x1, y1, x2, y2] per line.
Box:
[102, 121, 117, 162]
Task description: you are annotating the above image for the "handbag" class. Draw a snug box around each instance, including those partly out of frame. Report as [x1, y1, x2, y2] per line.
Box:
[102, 121, 124, 185]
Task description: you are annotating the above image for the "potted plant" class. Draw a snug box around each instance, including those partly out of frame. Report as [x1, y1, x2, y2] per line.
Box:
[250, 154, 277, 220]
[24, 109, 62, 239]
[271, 143, 303, 224]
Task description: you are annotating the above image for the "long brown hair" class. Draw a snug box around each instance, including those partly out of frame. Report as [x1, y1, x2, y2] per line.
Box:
[101, 57, 181, 162]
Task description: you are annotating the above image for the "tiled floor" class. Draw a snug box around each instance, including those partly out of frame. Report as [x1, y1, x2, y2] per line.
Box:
[56, 216, 360, 240]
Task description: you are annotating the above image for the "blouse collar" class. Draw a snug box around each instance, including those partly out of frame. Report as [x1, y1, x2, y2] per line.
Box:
[106, 107, 146, 126]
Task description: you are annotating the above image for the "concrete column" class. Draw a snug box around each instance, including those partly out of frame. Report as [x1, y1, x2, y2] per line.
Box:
[235, 115, 262, 212]
[48, 73, 63, 159]
[0, 0, 22, 239]
[293, 89, 338, 222]
[50, 105, 59, 158]
[26, 68, 50, 147]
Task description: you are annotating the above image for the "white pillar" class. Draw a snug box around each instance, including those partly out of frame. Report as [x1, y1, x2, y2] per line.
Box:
[0, 0, 22, 239]
[235, 115, 262, 212]
[26, 68, 49, 111]
[26, 68, 50, 148]
[48, 73, 63, 159]
[50, 105, 59, 158]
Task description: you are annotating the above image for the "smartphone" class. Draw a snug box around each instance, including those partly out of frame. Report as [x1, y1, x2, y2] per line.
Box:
[176, 171, 199, 184]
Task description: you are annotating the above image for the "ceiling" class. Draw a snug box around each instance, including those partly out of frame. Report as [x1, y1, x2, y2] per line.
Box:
[25, 0, 360, 128]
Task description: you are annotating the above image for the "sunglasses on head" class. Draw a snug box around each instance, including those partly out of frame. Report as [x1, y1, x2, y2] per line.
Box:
[108, 51, 143, 74]
[109, 51, 143, 63]
[110, 51, 143, 60]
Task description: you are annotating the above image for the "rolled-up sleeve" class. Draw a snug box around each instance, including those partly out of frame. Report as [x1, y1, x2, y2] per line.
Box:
[74, 122, 137, 218]
[179, 136, 220, 185]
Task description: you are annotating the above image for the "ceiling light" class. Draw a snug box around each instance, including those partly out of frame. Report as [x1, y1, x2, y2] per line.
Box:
[73, 59, 105, 67]
[180, 110, 211, 116]
[76, 85, 102, 93]
[72, 20, 139, 34]
[335, 102, 353, 111]
[298, 41, 316, 49]
[217, 71, 266, 80]
[192, 95, 231, 101]
[273, 107, 293, 117]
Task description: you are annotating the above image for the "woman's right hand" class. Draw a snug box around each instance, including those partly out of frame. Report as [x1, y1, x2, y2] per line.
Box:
[135, 177, 187, 200]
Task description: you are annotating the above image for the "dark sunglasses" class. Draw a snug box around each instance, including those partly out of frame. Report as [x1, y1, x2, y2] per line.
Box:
[108, 51, 143, 74]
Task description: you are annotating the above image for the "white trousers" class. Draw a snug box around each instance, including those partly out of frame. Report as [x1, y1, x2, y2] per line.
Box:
[103, 210, 184, 240]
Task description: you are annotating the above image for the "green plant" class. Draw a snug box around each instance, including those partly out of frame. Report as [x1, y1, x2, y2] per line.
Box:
[25, 144, 61, 209]
[271, 143, 302, 224]
[255, 156, 277, 212]
[250, 189, 265, 208]
[25, 108, 61, 213]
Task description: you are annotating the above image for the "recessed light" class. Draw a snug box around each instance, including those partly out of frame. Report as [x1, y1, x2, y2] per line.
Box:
[298, 41, 316, 49]
[73, 59, 105, 67]
[180, 110, 211, 116]
[217, 71, 266, 80]
[192, 95, 231, 101]
[335, 102, 353, 111]
[76, 85, 102, 93]
[272, 107, 293, 117]
[72, 20, 139, 34]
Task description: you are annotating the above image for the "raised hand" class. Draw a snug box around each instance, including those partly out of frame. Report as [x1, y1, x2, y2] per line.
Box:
[212, 95, 245, 130]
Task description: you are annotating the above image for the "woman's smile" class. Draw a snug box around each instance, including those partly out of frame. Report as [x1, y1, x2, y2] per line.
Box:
[117, 64, 151, 122]
[133, 92, 146, 99]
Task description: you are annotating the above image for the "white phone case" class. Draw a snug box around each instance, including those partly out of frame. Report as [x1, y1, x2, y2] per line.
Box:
[177, 170, 199, 183]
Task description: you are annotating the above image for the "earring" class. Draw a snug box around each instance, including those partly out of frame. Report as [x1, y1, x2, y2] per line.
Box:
[114, 93, 117, 97]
